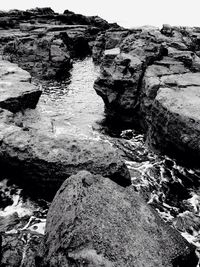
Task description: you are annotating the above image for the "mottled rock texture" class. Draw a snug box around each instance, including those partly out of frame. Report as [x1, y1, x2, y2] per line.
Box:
[43, 171, 198, 267]
[94, 25, 200, 165]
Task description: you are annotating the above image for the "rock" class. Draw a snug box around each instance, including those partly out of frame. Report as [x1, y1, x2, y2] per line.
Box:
[0, 7, 116, 79]
[3, 35, 72, 80]
[92, 33, 106, 63]
[0, 119, 130, 199]
[92, 29, 129, 63]
[43, 171, 198, 267]
[0, 213, 20, 232]
[0, 233, 23, 267]
[26, 7, 55, 15]
[0, 59, 42, 113]
[139, 57, 190, 130]
[94, 25, 200, 165]
[0, 81, 42, 113]
[60, 31, 91, 58]
[0, 232, 45, 267]
[0, 30, 28, 53]
[63, 10, 111, 30]
[0, 59, 31, 82]
[94, 52, 146, 125]
[140, 55, 200, 164]
[148, 72, 200, 165]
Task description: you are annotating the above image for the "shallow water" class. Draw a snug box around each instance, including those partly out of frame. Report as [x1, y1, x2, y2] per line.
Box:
[1, 57, 200, 264]
[19, 57, 105, 138]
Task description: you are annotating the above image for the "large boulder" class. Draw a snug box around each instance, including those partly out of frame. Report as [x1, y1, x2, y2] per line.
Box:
[43, 171, 198, 267]
[0, 59, 42, 112]
[0, 118, 130, 199]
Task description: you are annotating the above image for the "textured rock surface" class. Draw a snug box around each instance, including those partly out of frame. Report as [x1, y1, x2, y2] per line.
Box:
[92, 29, 129, 63]
[0, 59, 42, 112]
[1, 7, 116, 79]
[43, 171, 198, 267]
[94, 25, 200, 164]
[0, 116, 130, 198]
[148, 73, 200, 165]
[3, 35, 72, 80]
[0, 232, 44, 267]
[0, 8, 111, 30]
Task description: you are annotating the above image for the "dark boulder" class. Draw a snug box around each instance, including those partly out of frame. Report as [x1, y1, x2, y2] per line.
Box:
[43, 171, 198, 267]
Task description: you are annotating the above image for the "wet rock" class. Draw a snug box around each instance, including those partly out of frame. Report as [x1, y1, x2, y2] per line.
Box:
[0, 119, 130, 199]
[43, 170, 198, 267]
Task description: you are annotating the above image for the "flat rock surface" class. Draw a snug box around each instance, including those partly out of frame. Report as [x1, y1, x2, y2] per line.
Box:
[0, 115, 130, 199]
[43, 171, 198, 267]
[0, 59, 41, 113]
[0, 60, 31, 82]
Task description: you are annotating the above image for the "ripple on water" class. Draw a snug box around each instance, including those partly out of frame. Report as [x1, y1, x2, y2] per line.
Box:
[22, 57, 105, 139]
[118, 129, 200, 263]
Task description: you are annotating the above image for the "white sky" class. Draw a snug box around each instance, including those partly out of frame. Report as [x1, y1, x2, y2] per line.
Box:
[1, 0, 200, 28]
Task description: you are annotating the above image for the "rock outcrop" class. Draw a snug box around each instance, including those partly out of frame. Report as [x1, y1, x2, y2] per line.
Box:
[0, 8, 130, 199]
[92, 28, 129, 63]
[0, 113, 130, 199]
[0, 7, 117, 79]
[3, 35, 72, 80]
[0, 8, 111, 30]
[147, 72, 200, 165]
[0, 59, 42, 112]
[94, 25, 200, 165]
[43, 170, 198, 267]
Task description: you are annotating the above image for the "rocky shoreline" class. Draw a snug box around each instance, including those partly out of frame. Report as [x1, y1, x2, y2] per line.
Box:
[93, 25, 200, 167]
[0, 7, 199, 267]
